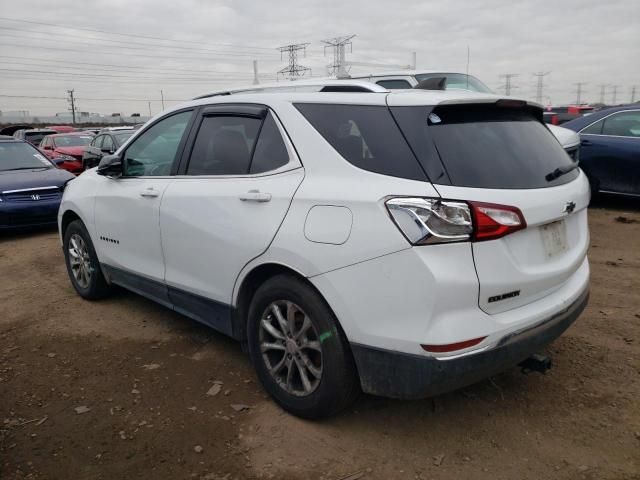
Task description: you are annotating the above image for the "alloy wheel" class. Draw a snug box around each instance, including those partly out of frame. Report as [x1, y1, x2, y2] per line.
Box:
[68, 233, 92, 289]
[259, 300, 323, 397]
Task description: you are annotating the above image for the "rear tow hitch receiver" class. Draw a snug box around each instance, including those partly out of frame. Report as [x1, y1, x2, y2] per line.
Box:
[519, 353, 552, 374]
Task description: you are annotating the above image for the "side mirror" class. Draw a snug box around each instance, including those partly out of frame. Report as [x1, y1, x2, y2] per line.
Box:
[97, 154, 123, 178]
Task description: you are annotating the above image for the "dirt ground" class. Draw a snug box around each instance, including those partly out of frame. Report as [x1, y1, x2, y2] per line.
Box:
[1, 197, 639, 480]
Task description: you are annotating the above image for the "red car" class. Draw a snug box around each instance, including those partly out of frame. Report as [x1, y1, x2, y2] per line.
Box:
[48, 125, 77, 133]
[39, 132, 94, 174]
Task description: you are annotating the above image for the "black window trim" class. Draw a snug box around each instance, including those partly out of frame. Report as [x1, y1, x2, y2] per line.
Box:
[175, 103, 300, 178]
[119, 107, 197, 178]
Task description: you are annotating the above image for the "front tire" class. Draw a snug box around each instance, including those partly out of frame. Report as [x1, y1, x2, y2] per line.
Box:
[247, 274, 360, 419]
[63, 219, 112, 300]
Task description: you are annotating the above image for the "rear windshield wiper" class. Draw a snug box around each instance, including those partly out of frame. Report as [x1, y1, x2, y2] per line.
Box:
[3, 166, 50, 171]
[545, 162, 579, 182]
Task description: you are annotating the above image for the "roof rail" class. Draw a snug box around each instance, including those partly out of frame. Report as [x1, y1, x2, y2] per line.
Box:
[192, 78, 387, 100]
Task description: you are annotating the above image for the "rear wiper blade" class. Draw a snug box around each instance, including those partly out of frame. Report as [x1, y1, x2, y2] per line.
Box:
[4, 166, 50, 171]
[545, 162, 579, 182]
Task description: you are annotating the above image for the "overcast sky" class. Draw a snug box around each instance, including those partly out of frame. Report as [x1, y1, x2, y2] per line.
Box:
[1, 0, 638, 116]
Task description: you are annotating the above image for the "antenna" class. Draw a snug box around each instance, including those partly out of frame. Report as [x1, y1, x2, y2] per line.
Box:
[277, 43, 311, 80]
[322, 35, 356, 78]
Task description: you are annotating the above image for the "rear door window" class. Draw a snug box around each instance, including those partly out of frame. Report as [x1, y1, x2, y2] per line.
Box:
[295, 103, 426, 181]
[392, 104, 578, 189]
[186, 116, 261, 175]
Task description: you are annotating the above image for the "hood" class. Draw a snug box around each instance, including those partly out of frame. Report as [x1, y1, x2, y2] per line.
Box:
[55, 146, 86, 157]
[547, 124, 580, 148]
[0, 167, 75, 193]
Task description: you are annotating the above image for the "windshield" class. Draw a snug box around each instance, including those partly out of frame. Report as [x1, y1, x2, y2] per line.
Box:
[114, 131, 134, 145]
[0, 142, 53, 171]
[54, 135, 93, 147]
[414, 73, 493, 93]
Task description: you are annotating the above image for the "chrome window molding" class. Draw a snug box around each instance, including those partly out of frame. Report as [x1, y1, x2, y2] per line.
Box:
[2, 185, 60, 194]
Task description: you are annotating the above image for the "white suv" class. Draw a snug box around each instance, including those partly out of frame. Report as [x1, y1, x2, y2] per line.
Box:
[59, 86, 590, 418]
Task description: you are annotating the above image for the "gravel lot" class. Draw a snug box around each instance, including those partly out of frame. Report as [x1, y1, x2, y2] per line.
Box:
[1, 197, 639, 480]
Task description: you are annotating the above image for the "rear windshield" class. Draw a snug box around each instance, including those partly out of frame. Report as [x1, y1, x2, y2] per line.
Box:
[392, 105, 579, 189]
[25, 132, 53, 144]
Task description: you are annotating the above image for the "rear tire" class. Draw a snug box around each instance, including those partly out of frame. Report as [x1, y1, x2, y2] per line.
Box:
[247, 274, 360, 419]
[63, 219, 112, 300]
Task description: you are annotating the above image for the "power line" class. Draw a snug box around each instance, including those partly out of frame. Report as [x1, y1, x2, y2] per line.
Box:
[322, 35, 356, 77]
[0, 42, 282, 63]
[0, 31, 280, 58]
[532, 71, 550, 104]
[0, 16, 275, 51]
[0, 57, 276, 83]
[499, 73, 518, 96]
[277, 43, 311, 80]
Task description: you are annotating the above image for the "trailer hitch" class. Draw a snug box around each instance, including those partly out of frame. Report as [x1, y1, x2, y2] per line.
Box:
[518, 353, 552, 374]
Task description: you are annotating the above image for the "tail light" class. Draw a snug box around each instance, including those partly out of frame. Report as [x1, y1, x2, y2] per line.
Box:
[469, 201, 526, 241]
[386, 197, 525, 244]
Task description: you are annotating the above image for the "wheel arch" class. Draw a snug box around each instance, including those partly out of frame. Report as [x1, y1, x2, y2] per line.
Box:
[232, 262, 347, 345]
[60, 209, 83, 238]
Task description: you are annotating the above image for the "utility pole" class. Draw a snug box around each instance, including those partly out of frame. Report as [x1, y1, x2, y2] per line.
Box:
[148, 101, 152, 117]
[277, 43, 311, 80]
[412, 51, 417, 70]
[574, 82, 587, 104]
[66, 89, 77, 125]
[252, 60, 259, 85]
[611, 85, 619, 105]
[160, 90, 165, 110]
[631, 86, 638, 103]
[499, 73, 518, 96]
[532, 72, 550, 104]
[598, 84, 608, 104]
[322, 35, 356, 78]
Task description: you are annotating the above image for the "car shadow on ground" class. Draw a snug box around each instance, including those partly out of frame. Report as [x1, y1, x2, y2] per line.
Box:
[590, 193, 640, 212]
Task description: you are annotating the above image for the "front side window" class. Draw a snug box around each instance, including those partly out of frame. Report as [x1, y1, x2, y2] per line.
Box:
[601, 111, 640, 137]
[123, 111, 192, 176]
[102, 135, 114, 152]
[91, 135, 103, 148]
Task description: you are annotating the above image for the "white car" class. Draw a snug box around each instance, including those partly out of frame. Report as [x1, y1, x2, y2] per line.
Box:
[59, 85, 590, 418]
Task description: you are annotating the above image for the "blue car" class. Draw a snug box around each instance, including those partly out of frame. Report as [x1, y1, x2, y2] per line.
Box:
[562, 105, 640, 196]
[0, 135, 75, 230]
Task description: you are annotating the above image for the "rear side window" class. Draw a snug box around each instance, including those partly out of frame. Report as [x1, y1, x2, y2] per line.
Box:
[295, 104, 426, 181]
[581, 119, 603, 135]
[187, 116, 261, 175]
[393, 104, 579, 189]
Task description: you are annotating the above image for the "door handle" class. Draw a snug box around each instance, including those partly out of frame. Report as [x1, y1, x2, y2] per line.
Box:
[140, 187, 160, 198]
[239, 190, 272, 202]
[581, 139, 592, 146]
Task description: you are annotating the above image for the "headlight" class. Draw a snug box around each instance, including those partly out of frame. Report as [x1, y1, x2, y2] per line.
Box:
[56, 155, 76, 161]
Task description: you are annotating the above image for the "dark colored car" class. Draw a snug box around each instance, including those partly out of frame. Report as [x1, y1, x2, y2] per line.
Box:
[0, 136, 74, 230]
[40, 133, 94, 174]
[82, 130, 135, 170]
[562, 105, 640, 196]
[13, 128, 57, 146]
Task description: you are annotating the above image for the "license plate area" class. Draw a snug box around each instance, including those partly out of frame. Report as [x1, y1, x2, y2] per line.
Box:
[541, 220, 568, 258]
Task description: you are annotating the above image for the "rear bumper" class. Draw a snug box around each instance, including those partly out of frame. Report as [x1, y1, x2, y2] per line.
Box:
[351, 287, 589, 399]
